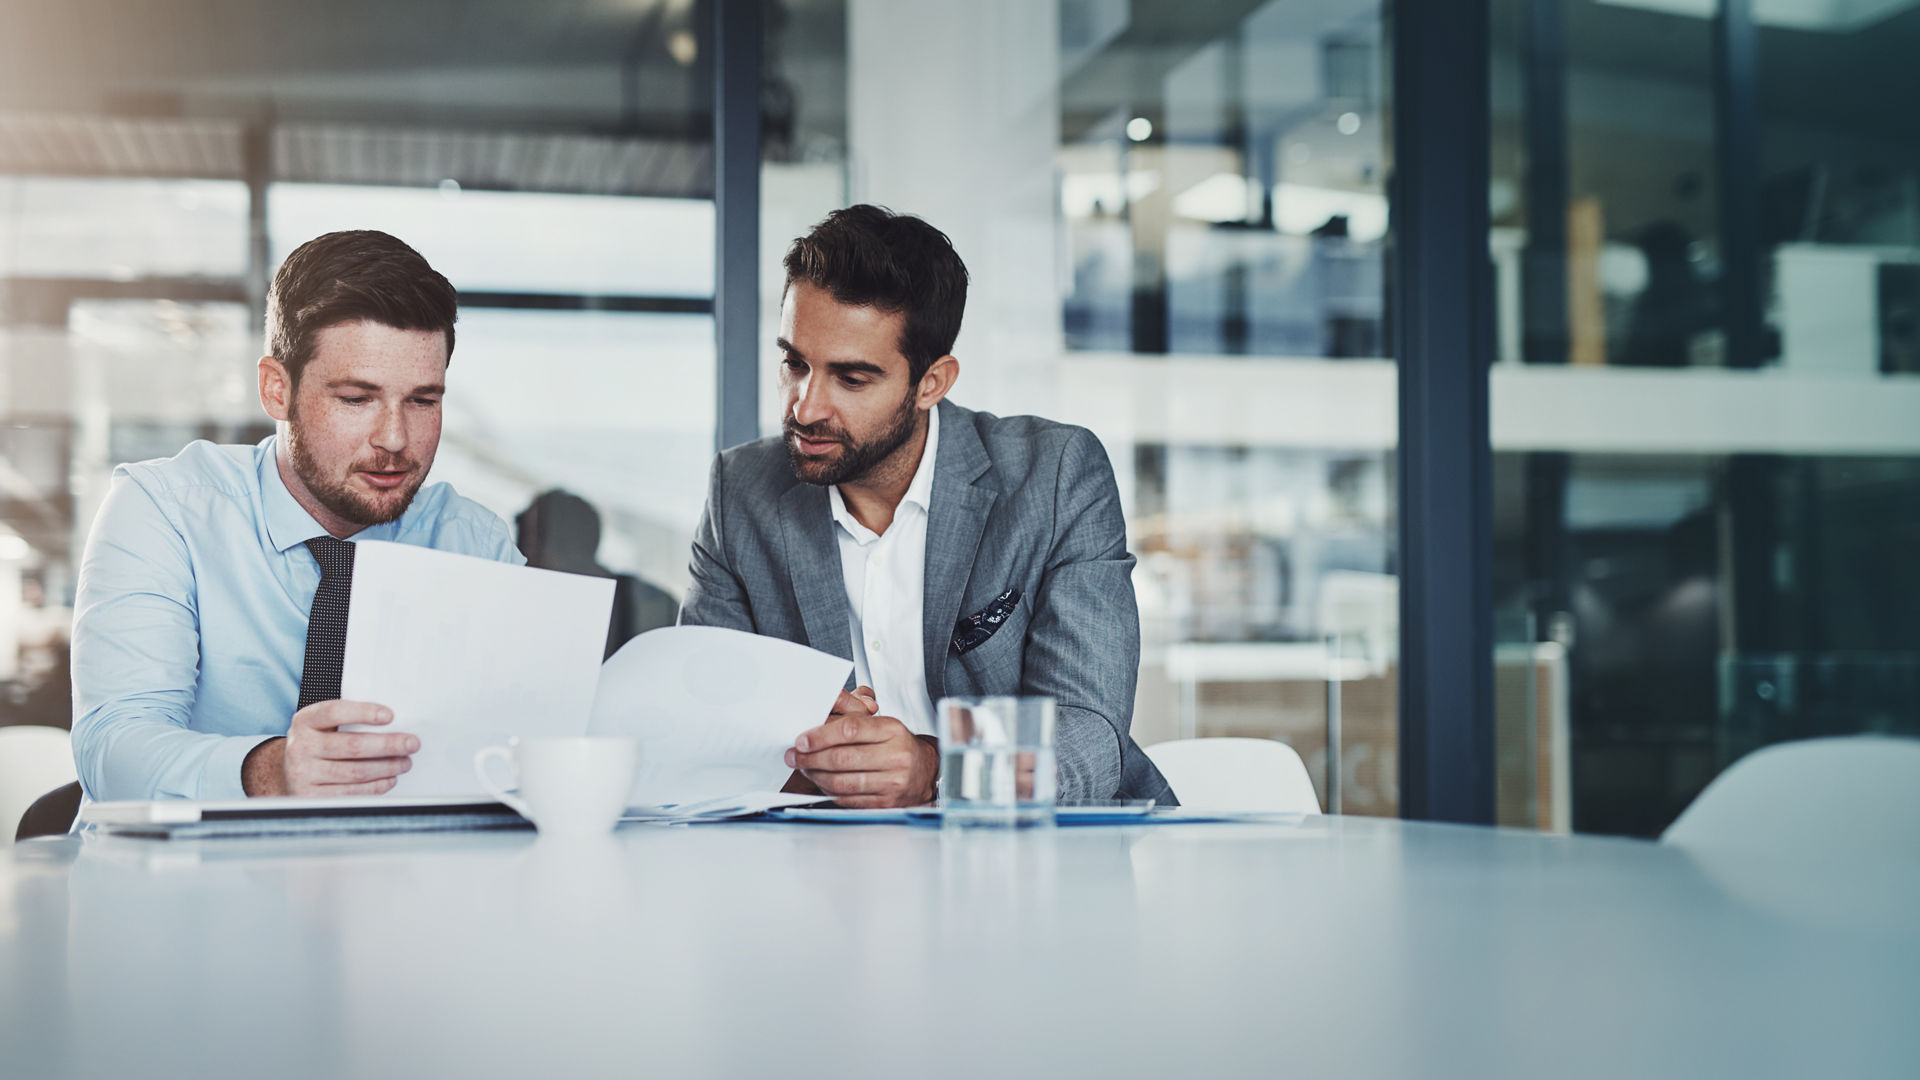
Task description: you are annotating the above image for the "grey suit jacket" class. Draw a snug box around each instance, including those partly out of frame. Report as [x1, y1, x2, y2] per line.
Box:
[680, 399, 1175, 804]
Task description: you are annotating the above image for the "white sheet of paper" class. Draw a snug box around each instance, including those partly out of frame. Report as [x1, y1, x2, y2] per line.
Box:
[588, 626, 853, 806]
[341, 541, 614, 796]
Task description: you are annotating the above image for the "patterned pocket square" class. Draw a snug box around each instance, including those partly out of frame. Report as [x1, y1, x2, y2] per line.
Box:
[952, 587, 1022, 655]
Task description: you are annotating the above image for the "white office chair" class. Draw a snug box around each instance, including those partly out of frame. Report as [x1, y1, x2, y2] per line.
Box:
[1662, 735, 1920, 864]
[1145, 737, 1322, 814]
[0, 726, 78, 847]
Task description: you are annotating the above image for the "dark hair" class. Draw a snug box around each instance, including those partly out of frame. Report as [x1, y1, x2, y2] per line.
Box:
[783, 205, 969, 382]
[266, 229, 457, 386]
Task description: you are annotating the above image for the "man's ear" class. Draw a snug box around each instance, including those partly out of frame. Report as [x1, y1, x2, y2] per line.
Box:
[259, 356, 293, 422]
[915, 355, 961, 410]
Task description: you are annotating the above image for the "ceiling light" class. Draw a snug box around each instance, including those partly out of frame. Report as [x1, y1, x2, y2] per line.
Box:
[1126, 117, 1153, 142]
[669, 30, 699, 66]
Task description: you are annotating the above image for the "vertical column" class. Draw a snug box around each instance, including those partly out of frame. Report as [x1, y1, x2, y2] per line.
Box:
[846, 0, 1062, 416]
[1392, 0, 1496, 824]
[1714, 0, 1764, 373]
[243, 121, 272, 447]
[1521, 0, 1574, 671]
[714, 0, 763, 451]
[1714, 0, 1781, 663]
[244, 124, 272, 326]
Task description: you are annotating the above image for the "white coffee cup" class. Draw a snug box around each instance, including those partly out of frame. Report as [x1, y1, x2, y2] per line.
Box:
[473, 736, 639, 837]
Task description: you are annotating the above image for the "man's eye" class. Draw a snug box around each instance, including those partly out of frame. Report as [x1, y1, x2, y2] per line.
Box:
[410, 397, 441, 407]
[781, 357, 806, 371]
[340, 396, 370, 405]
[839, 377, 868, 389]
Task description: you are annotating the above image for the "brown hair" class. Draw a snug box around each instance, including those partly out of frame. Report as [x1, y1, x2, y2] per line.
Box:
[266, 229, 457, 385]
[783, 205, 969, 382]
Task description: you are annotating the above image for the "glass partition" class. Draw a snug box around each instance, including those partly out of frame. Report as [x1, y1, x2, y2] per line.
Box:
[1491, 0, 1920, 835]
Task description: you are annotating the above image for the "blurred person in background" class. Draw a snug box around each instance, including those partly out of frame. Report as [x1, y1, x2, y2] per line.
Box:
[516, 488, 677, 658]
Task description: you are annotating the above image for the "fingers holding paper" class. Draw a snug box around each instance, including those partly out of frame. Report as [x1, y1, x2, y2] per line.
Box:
[282, 700, 418, 796]
[787, 710, 938, 808]
[833, 685, 879, 718]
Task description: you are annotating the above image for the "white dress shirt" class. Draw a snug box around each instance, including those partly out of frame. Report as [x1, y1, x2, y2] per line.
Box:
[827, 406, 939, 736]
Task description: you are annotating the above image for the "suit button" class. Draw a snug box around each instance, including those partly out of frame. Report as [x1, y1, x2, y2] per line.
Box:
[870, 638, 884, 653]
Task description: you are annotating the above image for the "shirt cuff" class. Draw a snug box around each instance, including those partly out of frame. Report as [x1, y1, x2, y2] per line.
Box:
[200, 733, 282, 800]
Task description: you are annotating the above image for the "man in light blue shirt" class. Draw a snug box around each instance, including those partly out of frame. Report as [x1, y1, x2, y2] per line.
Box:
[70, 229, 522, 803]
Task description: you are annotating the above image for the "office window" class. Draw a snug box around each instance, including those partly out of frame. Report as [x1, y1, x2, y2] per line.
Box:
[0, 177, 250, 281]
[1490, 0, 1920, 835]
[0, 3, 718, 730]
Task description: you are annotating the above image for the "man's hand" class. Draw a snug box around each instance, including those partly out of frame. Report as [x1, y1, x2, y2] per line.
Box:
[781, 687, 880, 796]
[787, 699, 939, 808]
[241, 700, 418, 797]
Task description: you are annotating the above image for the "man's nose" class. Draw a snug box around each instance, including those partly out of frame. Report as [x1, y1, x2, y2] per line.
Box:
[371, 402, 409, 454]
[790, 372, 832, 428]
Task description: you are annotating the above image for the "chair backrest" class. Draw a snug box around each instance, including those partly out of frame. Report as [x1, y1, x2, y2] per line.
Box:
[0, 726, 78, 847]
[1144, 737, 1322, 814]
[1662, 735, 1920, 864]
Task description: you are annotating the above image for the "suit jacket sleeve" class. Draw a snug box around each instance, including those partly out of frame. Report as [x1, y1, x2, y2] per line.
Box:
[1021, 428, 1139, 801]
[679, 452, 755, 632]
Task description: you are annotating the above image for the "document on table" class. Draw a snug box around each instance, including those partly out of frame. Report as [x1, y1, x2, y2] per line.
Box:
[621, 790, 828, 824]
[341, 541, 615, 796]
[588, 626, 854, 807]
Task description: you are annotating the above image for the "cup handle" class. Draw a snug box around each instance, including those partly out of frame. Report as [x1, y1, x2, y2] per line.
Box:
[473, 746, 536, 822]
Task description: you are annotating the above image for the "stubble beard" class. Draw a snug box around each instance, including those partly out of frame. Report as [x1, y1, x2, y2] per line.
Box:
[285, 406, 424, 528]
[784, 389, 919, 488]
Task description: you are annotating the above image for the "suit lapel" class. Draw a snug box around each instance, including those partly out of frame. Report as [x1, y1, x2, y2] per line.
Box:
[922, 401, 997, 704]
[778, 482, 853, 662]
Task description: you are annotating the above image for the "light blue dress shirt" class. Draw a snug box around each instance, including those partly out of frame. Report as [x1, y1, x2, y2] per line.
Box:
[70, 437, 525, 801]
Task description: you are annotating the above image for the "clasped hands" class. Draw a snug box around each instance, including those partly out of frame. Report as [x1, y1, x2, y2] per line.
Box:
[784, 686, 940, 808]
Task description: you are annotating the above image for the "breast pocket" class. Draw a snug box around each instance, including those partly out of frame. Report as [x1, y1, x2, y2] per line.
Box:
[951, 587, 1032, 684]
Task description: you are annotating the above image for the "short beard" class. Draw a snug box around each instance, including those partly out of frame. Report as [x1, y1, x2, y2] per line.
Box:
[784, 389, 919, 487]
[286, 405, 423, 527]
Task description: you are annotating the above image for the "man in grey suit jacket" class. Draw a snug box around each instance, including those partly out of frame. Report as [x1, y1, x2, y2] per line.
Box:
[680, 205, 1174, 808]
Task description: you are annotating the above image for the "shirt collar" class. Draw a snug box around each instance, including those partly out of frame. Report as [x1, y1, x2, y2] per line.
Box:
[828, 404, 940, 543]
[258, 435, 404, 552]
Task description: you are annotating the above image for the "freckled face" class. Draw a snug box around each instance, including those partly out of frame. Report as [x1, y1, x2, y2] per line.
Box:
[283, 320, 447, 527]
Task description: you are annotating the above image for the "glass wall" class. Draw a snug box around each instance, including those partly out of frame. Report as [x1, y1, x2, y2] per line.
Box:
[1491, 0, 1920, 835]
[0, 2, 723, 728]
[769, 0, 1397, 813]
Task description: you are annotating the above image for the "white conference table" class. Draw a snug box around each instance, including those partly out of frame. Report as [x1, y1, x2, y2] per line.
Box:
[3, 815, 1916, 1079]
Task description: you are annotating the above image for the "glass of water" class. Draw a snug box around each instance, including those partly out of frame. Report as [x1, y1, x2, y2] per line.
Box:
[935, 696, 1057, 827]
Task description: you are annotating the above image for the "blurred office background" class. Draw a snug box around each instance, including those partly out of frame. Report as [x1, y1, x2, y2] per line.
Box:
[0, 0, 1913, 837]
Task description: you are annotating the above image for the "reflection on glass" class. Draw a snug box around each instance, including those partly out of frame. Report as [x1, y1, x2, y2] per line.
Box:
[1490, 0, 1920, 835]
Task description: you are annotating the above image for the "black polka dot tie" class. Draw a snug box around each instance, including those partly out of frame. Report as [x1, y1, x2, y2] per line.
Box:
[297, 536, 357, 711]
